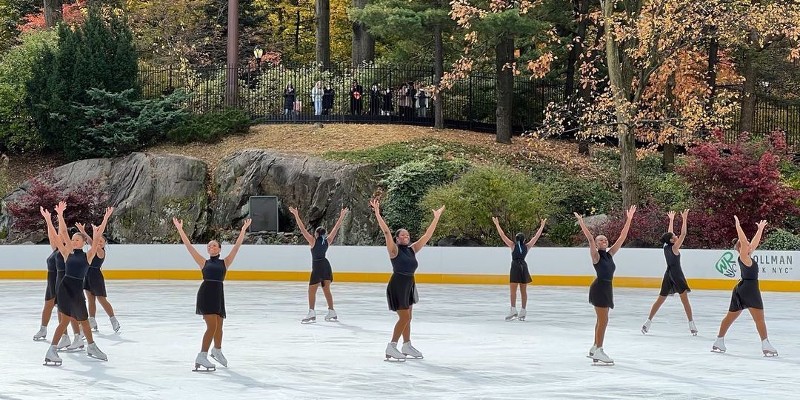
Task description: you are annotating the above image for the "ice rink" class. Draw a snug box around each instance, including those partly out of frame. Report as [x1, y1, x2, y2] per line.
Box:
[4, 280, 800, 400]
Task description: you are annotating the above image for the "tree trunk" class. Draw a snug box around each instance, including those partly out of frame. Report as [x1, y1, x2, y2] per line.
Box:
[705, 32, 719, 117]
[315, 0, 331, 71]
[495, 36, 514, 144]
[662, 143, 675, 172]
[564, 0, 589, 100]
[433, 23, 444, 129]
[43, 0, 63, 28]
[351, 0, 375, 66]
[738, 49, 757, 134]
[225, 0, 239, 108]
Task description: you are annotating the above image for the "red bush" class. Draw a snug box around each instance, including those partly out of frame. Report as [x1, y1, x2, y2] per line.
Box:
[19, 1, 87, 32]
[589, 202, 676, 248]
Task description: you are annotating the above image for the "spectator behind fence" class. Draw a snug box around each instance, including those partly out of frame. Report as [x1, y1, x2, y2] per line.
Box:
[312, 81, 324, 116]
[407, 82, 416, 119]
[283, 83, 296, 116]
[416, 84, 428, 118]
[369, 83, 382, 116]
[350, 80, 364, 115]
[323, 84, 335, 115]
[382, 87, 393, 116]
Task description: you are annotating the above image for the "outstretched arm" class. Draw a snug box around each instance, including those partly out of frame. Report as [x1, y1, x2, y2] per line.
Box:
[370, 198, 398, 258]
[666, 211, 675, 234]
[224, 219, 252, 268]
[76, 223, 92, 243]
[492, 217, 514, 249]
[575, 212, 599, 264]
[41, 207, 58, 251]
[673, 209, 689, 251]
[526, 219, 547, 249]
[289, 207, 315, 246]
[173, 217, 206, 268]
[326, 208, 348, 244]
[749, 220, 768, 253]
[733, 215, 750, 254]
[411, 206, 445, 253]
[87, 207, 113, 264]
[53, 202, 73, 259]
[610, 205, 636, 256]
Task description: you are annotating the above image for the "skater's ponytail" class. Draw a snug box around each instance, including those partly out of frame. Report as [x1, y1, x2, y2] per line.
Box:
[660, 232, 673, 245]
[515, 233, 525, 253]
[315, 227, 327, 244]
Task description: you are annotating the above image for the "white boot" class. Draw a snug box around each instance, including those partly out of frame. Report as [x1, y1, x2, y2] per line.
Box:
[385, 342, 406, 361]
[518, 308, 527, 321]
[210, 347, 228, 367]
[33, 326, 47, 341]
[688, 320, 698, 336]
[505, 306, 517, 321]
[194, 352, 215, 371]
[110, 316, 120, 333]
[325, 309, 338, 322]
[641, 319, 652, 334]
[401, 341, 423, 359]
[89, 317, 98, 331]
[762, 339, 778, 357]
[592, 347, 614, 365]
[586, 345, 597, 359]
[66, 334, 85, 351]
[57, 334, 71, 350]
[301, 309, 316, 324]
[712, 337, 726, 353]
[44, 345, 62, 366]
[86, 342, 108, 361]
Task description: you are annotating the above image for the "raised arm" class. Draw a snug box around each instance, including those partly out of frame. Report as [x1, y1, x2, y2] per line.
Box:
[224, 219, 252, 268]
[672, 209, 689, 251]
[76, 223, 91, 243]
[575, 212, 599, 264]
[370, 198, 398, 258]
[666, 211, 676, 234]
[53, 202, 73, 259]
[733, 215, 750, 253]
[527, 219, 547, 249]
[491, 217, 515, 248]
[609, 205, 637, 256]
[173, 217, 206, 268]
[86, 207, 113, 264]
[411, 205, 445, 253]
[326, 208, 349, 244]
[289, 207, 315, 246]
[41, 207, 58, 251]
[749, 220, 768, 253]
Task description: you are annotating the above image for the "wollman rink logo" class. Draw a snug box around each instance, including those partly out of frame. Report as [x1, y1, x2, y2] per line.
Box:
[714, 251, 738, 278]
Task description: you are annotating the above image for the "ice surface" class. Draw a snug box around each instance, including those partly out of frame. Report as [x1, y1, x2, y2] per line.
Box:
[4, 280, 800, 399]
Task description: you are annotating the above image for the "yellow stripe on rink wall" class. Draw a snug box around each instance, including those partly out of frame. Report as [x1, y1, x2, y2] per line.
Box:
[1, 270, 799, 292]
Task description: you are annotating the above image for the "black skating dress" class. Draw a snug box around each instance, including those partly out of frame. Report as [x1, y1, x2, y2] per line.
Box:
[45, 249, 58, 301]
[509, 242, 532, 284]
[386, 245, 419, 311]
[196, 255, 227, 318]
[729, 257, 763, 311]
[309, 236, 333, 286]
[57, 249, 90, 321]
[659, 243, 691, 296]
[54, 252, 65, 305]
[589, 249, 616, 309]
[83, 254, 107, 297]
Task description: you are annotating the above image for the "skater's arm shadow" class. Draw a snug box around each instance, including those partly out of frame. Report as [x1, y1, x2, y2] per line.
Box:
[214, 368, 318, 395]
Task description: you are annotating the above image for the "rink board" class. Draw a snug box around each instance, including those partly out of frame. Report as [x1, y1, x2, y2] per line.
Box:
[0, 245, 798, 291]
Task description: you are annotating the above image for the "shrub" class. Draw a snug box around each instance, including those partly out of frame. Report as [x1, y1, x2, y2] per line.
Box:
[760, 229, 800, 251]
[0, 154, 9, 198]
[594, 203, 676, 248]
[166, 108, 250, 144]
[419, 164, 561, 246]
[547, 217, 580, 247]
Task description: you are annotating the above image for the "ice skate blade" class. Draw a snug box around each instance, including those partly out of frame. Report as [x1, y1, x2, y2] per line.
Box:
[641, 327, 648, 335]
[192, 364, 216, 372]
[61, 347, 84, 353]
[384, 355, 406, 362]
[324, 317, 339, 322]
[517, 317, 526, 322]
[763, 352, 778, 357]
[301, 319, 316, 324]
[210, 355, 228, 367]
[691, 331, 698, 336]
[402, 355, 423, 360]
[33, 337, 47, 342]
[87, 353, 108, 361]
[43, 359, 62, 366]
[711, 347, 725, 353]
[592, 360, 614, 366]
[504, 317, 517, 322]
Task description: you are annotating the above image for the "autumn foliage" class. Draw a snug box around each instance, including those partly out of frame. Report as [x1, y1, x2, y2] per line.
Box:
[19, 1, 87, 32]
[593, 203, 673, 248]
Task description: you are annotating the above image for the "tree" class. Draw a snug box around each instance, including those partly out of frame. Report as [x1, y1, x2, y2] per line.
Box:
[43, 0, 63, 27]
[316, 0, 331, 70]
[0, 0, 39, 50]
[350, 0, 375, 65]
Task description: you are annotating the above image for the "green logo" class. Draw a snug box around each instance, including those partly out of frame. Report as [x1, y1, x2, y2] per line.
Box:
[714, 251, 738, 278]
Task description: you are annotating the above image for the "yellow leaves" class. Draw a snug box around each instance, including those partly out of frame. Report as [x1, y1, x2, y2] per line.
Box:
[527, 52, 553, 79]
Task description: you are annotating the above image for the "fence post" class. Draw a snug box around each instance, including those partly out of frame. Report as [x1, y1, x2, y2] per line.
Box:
[468, 75, 474, 130]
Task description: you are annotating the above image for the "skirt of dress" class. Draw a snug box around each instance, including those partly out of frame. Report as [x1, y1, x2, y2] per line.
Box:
[386, 273, 418, 311]
[509, 259, 533, 284]
[196, 280, 226, 318]
[589, 279, 614, 309]
[56, 276, 89, 321]
[729, 279, 763, 311]
[309, 258, 334, 286]
[83, 267, 108, 297]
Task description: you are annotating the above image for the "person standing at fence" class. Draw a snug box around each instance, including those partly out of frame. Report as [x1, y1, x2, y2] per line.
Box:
[173, 217, 252, 372]
[369, 83, 382, 116]
[283, 83, 296, 116]
[350, 80, 363, 115]
[415, 84, 428, 118]
[382, 87, 393, 116]
[312, 81, 324, 116]
[75, 223, 121, 333]
[289, 206, 348, 324]
[574, 205, 636, 366]
[641, 209, 697, 336]
[323, 84, 335, 115]
[491, 217, 546, 322]
[711, 216, 777, 357]
[370, 198, 445, 362]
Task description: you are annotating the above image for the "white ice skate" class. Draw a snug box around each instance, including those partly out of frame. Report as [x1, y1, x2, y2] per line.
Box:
[688, 320, 698, 336]
[110, 316, 121, 333]
[641, 319, 651, 334]
[89, 317, 98, 332]
[325, 309, 338, 322]
[66, 334, 85, 351]
[43, 345, 62, 366]
[586, 345, 597, 359]
[591, 347, 614, 366]
[505, 307, 518, 321]
[711, 337, 726, 353]
[33, 326, 47, 341]
[210, 347, 228, 367]
[87, 342, 108, 361]
[301, 309, 316, 324]
[517, 308, 527, 321]
[385, 342, 406, 362]
[401, 341, 423, 359]
[56, 334, 71, 350]
[193, 352, 216, 372]
[762, 339, 778, 357]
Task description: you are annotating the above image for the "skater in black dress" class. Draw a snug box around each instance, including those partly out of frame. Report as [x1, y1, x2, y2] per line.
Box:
[32, 208, 62, 341]
[642, 209, 697, 335]
[43, 202, 113, 366]
[76, 223, 120, 333]
[289, 206, 348, 323]
[712, 216, 777, 356]
[491, 217, 546, 321]
[575, 205, 636, 365]
[370, 198, 444, 361]
[174, 217, 252, 371]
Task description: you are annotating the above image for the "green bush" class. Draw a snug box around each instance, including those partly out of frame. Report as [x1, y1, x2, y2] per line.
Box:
[420, 164, 562, 246]
[760, 229, 800, 251]
[166, 108, 250, 144]
[547, 218, 580, 247]
[0, 154, 9, 198]
[382, 154, 469, 237]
